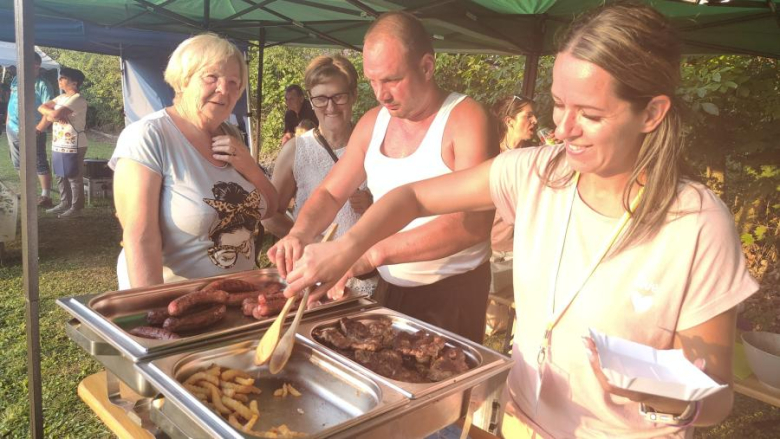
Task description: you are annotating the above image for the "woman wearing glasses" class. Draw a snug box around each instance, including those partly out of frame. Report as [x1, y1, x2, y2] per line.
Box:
[262, 54, 375, 296]
[282, 4, 757, 437]
[110, 34, 277, 289]
[486, 95, 538, 335]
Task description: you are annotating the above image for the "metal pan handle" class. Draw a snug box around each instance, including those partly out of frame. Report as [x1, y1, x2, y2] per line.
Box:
[66, 319, 119, 356]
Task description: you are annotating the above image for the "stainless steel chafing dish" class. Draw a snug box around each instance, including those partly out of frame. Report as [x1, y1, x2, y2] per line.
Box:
[140, 336, 409, 438]
[57, 269, 370, 397]
[138, 308, 513, 438]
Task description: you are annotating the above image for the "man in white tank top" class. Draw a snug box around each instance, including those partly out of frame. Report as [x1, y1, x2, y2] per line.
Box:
[269, 11, 497, 342]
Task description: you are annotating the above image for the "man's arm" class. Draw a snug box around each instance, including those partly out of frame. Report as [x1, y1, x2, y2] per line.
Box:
[365, 98, 498, 268]
[268, 107, 379, 276]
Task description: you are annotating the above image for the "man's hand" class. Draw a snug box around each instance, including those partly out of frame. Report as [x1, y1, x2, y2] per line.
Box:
[267, 233, 312, 278]
[349, 188, 373, 214]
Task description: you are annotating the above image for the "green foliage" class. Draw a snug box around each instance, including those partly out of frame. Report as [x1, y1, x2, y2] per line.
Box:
[40, 47, 124, 131]
[246, 46, 378, 160]
[678, 56, 780, 255]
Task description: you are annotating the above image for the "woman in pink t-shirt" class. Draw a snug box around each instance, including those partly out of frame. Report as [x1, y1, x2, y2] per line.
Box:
[282, 4, 758, 438]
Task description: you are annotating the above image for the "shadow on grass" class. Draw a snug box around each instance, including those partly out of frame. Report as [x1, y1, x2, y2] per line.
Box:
[1, 199, 120, 268]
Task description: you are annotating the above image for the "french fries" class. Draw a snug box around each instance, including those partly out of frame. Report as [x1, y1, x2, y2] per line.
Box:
[179, 365, 307, 437]
[273, 383, 301, 398]
[222, 395, 255, 420]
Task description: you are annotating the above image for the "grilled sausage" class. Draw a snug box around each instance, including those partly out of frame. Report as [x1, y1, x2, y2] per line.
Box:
[252, 295, 288, 319]
[256, 281, 285, 296]
[163, 304, 227, 332]
[168, 289, 229, 316]
[129, 326, 181, 340]
[201, 278, 258, 293]
[225, 290, 263, 307]
[242, 298, 258, 316]
[146, 308, 170, 326]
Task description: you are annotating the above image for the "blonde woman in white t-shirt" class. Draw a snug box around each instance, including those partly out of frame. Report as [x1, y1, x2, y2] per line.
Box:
[280, 4, 758, 438]
[110, 34, 277, 289]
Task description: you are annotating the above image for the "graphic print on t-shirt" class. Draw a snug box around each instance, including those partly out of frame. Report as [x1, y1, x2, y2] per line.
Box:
[203, 182, 264, 269]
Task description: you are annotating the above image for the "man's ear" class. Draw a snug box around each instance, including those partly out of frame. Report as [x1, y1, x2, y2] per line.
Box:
[641, 95, 671, 133]
[420, 53, 435, 81]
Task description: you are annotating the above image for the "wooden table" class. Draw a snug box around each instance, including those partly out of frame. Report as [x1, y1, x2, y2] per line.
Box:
[78, 371, 155, 439]
[734, 374, 780, 408]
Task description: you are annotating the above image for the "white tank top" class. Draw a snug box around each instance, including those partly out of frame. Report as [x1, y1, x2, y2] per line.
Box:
[364, 92, 490, 287]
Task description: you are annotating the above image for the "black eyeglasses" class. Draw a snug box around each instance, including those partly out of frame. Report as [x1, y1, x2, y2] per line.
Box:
[309, 92, 350, 108]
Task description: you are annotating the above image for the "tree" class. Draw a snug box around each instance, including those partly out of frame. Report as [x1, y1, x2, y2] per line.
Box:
[41, 48, 124, 131]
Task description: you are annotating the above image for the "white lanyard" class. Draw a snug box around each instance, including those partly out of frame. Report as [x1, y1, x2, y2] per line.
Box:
[536, 173, 644, 374]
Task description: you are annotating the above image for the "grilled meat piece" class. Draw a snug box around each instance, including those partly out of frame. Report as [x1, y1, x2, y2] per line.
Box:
[427, 346, 469, 382]
[163, 304, 227, 332]
[241, 298, 258, 316]
[129, 326, 180, 340]
[354, 349, 406, 379]
[315, 316, 471, 383]
[313, 327, 353, 350]
[146, 308, 170, 326]
[339, 317, 384, 351]
[394, 331, 446, 363]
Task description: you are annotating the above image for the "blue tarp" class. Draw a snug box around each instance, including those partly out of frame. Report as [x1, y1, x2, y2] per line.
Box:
[0, 9, 248, 126]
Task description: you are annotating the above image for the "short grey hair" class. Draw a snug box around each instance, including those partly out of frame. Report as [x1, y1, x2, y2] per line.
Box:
[164, 33, 248, 96]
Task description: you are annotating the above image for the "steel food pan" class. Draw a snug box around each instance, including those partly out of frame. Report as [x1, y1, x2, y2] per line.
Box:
[138, 335, 408, 438]
[57, 269, 368, 361]
[299, 308, 511, 399]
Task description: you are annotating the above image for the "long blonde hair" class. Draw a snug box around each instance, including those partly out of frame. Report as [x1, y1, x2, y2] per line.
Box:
[543, 3, 690, 253]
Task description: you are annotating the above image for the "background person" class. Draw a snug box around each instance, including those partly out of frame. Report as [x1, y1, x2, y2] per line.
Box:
[486, 95, 537, 336]
[5, 53, 54, 207]
[110, 33, 278, 289]
[268, 11, 496, 343]
[280, 4, 758, 437]
[294, 118, 316, 137]
[262, 54, 376, 295]
[38, 67, 88, 218]
[279, 84, 318, 146]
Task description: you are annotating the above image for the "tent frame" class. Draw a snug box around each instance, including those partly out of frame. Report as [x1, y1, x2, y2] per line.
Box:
[9, 1, 780, 437]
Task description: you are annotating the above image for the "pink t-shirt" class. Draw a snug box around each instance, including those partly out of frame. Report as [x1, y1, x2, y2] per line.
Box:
[489, 145, 758, 438]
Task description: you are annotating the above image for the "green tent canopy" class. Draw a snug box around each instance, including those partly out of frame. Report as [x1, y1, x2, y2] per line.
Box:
[1, 0, 779, 58]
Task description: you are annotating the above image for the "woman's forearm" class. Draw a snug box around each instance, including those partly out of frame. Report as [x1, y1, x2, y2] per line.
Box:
[694, 386, 733, 426]
[261, 212, 294, 239]
[123, 231, 164, 288]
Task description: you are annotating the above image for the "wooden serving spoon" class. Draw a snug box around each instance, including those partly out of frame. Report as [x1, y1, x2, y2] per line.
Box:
[268, 223, 339, 374]
[254, 223, 338, 366]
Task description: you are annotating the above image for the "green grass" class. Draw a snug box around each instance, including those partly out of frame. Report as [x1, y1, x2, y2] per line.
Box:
[1, 133, 779, 438]
[1, 132, 115, 438]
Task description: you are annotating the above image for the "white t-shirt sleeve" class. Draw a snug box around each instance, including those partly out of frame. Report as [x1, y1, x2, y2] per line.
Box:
[58, 93, 81, 109]
[489, 146, 558, 226]
[489, 150, 522, 225]
[109, 118, 166, 175]
[677, 188, 759, 331]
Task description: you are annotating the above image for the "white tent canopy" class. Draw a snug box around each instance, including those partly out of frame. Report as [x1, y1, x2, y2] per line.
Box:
[0, 41, 59, 71]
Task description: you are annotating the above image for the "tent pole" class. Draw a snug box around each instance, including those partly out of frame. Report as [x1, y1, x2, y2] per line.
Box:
[14, 0, 44, 437]
[253, 28, 265, 162]
[521, 52, 539, 100]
